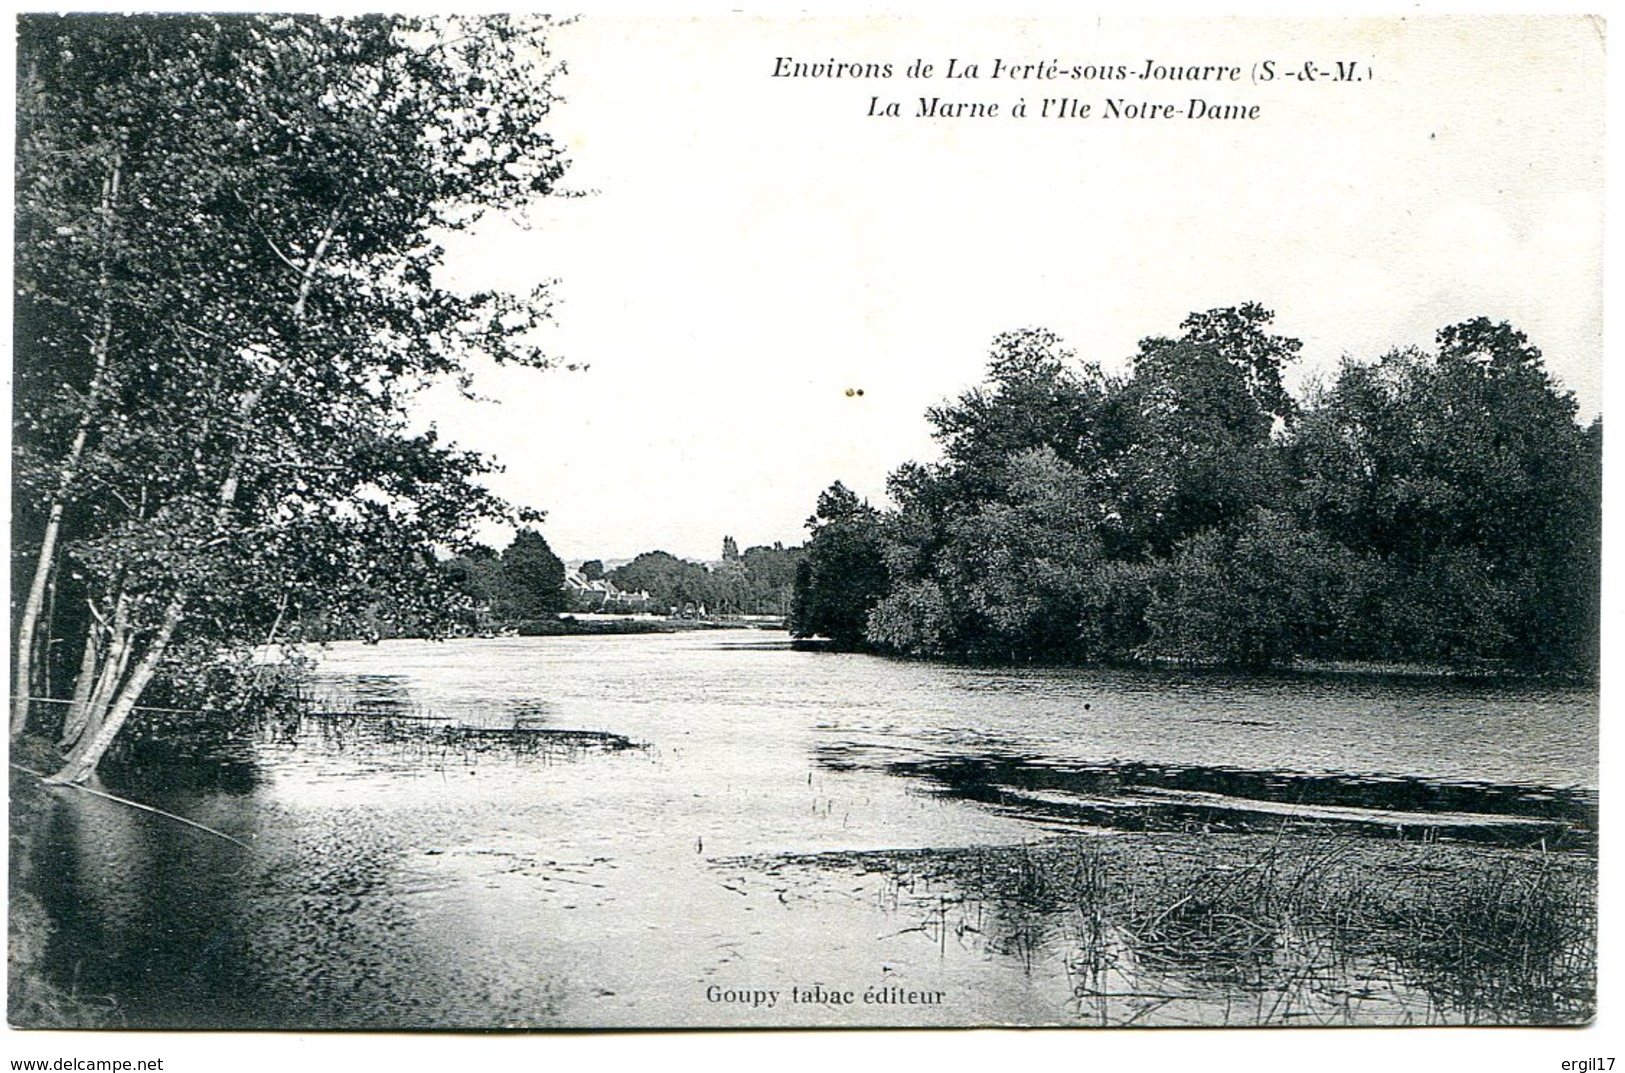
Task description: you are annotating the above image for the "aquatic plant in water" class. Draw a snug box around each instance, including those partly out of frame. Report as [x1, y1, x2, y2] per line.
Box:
[772, 831, 1595, 1027]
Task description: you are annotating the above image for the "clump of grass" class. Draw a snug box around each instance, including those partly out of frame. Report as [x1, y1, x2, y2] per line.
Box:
[1111, 839, 1362, 987]
[808, 831, 1595, 1026]
[1124, 838, 1594, 1023]
[1378, 858, 1595, 1024]
[263, 709, 641, 767]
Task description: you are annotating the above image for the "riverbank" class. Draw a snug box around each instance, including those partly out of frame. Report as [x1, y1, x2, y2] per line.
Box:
[790, 635, 1595, 685]
[514, 614, 783, 637]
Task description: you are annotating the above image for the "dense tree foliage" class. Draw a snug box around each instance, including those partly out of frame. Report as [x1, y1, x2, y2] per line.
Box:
[609, 542, 803, 616]
[12, 14, 570, 781]
[492, 529, 569, 620]
[791, 309, 1599, 676]
[738, 544, 803, 614]
[787, 483, 889, 647]
[610, 551, 713, 612]
[438, 544, 501, 630]
[1292, 322, 1600, 671]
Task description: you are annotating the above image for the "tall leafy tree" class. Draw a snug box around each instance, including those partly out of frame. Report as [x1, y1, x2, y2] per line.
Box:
[494, 529, 569, 620]
[1294, 322, 1600, 671]
[610, 551, 715, 612]
[925, 328, 1122, 496]
[788, 483, 888, 647]
[1137, 302, 1302, 425]
[440, 544, 502, 629]
[12, 15, 570, 782]
[1114, 340, 1286, 557]
[738, 543, 804, 616]
[862, 313, 1299, 659]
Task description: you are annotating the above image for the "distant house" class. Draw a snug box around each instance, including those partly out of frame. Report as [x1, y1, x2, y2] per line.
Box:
[563, 568, 653, 613]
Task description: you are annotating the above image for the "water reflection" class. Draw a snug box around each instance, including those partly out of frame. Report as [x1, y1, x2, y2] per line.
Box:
[22, 691, 642, 1028]
[818, 749, 1596, 850]
[35, 786, 262, 1027]
[98, 717, 263, 797]
[313, 673, 420, 716]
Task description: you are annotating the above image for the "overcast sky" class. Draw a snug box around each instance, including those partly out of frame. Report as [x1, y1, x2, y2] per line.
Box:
[421, 15, 1604, 563]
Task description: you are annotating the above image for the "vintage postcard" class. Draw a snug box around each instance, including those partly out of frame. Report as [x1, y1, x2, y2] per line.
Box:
[6, 8, 1609, 1067]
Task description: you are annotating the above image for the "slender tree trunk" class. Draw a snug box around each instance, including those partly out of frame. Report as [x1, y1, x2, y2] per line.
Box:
[58, 620, 105, 749]
[61, 595, 131, 752]
[47, 594, 184, 785]
[40, 554, 61, 699]
[12, 158, 121, 738]
[15, 512, 67, 736]
[40, 201, 341, 780]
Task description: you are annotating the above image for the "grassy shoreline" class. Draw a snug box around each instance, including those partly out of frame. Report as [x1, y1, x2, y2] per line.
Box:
[788, 635, 1598, 685]
[744, 829, 1596, 1026]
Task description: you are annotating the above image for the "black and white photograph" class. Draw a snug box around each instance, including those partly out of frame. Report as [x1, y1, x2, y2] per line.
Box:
[5, 7, 1611, 1065]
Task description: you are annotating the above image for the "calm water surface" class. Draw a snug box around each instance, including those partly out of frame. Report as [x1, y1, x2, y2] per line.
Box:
[24, 632, 1597, 1028]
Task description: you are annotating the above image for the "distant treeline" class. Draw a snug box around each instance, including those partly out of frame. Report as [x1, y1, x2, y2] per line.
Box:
[604, 540, 804, 617]
[438, 533, 803, 629]
[789, 306, 1601, 676]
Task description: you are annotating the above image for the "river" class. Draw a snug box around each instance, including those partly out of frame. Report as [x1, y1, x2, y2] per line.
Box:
[18, 631, 1598, 1029]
